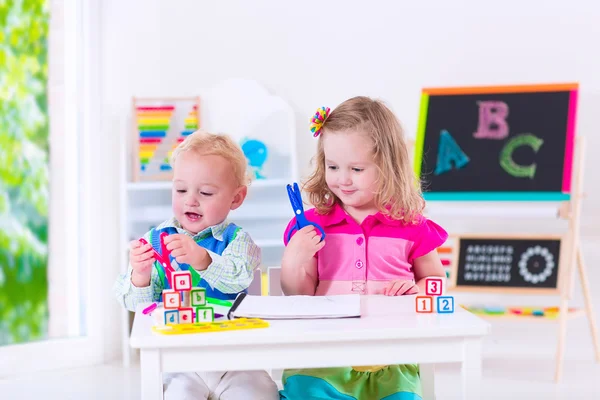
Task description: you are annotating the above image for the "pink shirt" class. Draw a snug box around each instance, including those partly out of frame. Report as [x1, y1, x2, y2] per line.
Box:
[283, 203, 448, 296]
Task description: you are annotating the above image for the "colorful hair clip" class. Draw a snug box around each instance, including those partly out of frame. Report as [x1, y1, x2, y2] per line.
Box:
[309, 106, 331, 137]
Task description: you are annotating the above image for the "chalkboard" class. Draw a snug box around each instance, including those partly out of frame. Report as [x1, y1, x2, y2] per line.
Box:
[450, 236, 563, 294]
[414, 83, 578, 201]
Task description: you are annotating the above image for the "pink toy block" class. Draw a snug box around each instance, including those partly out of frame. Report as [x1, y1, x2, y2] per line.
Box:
[178, 307, 194, 324]
[416, 296, 434, 313]
[173, 271, 192, 291]
[425, 277, 443, 296]
[163, 289, 181, 309]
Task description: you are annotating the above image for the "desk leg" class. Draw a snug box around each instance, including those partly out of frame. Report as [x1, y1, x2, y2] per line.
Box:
[461, 338, 482, 400]
[140, 349, 163, 400]
[420, 364, 436, 400]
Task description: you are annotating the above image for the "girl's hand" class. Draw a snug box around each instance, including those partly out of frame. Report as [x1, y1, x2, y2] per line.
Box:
[163, 234, 209, 270]
[129, 240, 155, 287]
[383, 280, 419, 296]
[283, 225, 326, 267]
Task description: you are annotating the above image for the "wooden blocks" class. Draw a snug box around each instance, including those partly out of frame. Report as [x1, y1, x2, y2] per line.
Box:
[425, 277, 444, 296]
[195, 306, 215, 322]
[416, 277, 455, 313]
[163, 290, 181, 309]
[191, 288, 207, 306]
[436, 296, 455, 313]
[173, 271, 192, 291]
[416, 296, 434, 313]
[178, 307, 194, 324]
[159, 273, 218, 325]
[164, 310, 179, 325]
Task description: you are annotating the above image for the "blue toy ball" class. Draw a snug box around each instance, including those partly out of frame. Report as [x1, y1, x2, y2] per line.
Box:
[241, 138, 268, 179]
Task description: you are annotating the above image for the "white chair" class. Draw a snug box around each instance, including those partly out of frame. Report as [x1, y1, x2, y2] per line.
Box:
[247, 268, 262, 296]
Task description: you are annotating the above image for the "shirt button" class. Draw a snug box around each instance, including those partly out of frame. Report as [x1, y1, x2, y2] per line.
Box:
[355, 260, 364, 269]
[356, 237, 364, 245]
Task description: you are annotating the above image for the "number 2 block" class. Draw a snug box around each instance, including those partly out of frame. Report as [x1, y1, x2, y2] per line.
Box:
[436, 296, 455, 313]
[416, 296, 433, 313]
[425, 277, 443, 296]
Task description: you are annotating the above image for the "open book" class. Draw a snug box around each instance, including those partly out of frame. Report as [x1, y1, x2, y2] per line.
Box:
[228, 293, 362, 320]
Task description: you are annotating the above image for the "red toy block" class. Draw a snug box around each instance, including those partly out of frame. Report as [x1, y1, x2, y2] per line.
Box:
[425, 277, 443, 296]
[173, 271, 192, 291]
[178, 307, 194, 324]
[163, 289, 181, 309]
[416, 296, 434, 313]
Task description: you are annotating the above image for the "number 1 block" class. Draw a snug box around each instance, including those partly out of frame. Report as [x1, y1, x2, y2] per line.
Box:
[416, 296, 434, 313]
[436, 296, 455, 313]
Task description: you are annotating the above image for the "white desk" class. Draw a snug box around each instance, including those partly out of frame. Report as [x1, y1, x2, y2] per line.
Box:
[130, 295, 490, 400]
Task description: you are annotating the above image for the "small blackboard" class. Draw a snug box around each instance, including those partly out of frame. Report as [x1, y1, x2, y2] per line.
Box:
[414, 83, 578, 201]
[450, 236, 563, 294]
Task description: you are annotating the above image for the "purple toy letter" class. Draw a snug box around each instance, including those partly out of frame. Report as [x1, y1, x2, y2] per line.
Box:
[473, 101, 509, 139]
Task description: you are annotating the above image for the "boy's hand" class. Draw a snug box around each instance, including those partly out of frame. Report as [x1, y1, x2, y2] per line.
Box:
[283, 225, 326, 267]
[129, 240, 155, 287]
[383, 280, 419, 296]
[163, 234, 209, 271]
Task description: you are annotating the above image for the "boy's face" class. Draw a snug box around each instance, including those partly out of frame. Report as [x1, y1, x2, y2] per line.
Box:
[171, 151, 246, 235]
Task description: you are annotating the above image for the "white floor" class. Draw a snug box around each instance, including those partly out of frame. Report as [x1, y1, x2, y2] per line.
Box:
[1, 318, 598, 399]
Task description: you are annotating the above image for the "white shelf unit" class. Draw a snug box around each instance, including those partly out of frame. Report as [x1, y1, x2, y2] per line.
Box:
[118, 79, 299, 365]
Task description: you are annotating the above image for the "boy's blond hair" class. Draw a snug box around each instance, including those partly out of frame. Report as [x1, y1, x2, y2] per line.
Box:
[171, 130, 251, 187]
[304, 96, 425, 224]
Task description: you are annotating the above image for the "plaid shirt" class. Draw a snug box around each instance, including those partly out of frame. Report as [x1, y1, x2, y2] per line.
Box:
[114, 217, 261, 312]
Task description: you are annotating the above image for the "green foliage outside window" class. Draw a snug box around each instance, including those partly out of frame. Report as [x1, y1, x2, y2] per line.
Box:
[0, 0, 50, 345]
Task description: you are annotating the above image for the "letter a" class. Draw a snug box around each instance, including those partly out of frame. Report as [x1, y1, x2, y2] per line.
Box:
[473, 101, 509, 139]
[434, 129, 470, 176]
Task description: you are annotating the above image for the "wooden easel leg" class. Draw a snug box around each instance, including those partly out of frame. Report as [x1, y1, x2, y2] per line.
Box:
[577, 245, 600, 362]
[554, 296, 569, 382]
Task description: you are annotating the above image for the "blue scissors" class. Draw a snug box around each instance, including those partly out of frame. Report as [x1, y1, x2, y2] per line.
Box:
[286, 182, 326, 242]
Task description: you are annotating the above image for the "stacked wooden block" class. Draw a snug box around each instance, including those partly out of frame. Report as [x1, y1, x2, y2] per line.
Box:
[162, 270, 215, 324]
[416, 277, 455, 313]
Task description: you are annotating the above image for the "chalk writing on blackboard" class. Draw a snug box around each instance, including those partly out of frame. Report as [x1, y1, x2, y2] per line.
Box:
[414, 83, 578, 201]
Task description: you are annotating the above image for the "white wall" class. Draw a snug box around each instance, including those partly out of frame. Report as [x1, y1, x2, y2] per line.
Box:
[99, 0, 600, 360]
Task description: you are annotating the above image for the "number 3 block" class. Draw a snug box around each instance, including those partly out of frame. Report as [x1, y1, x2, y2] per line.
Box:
[436, 296, 455, 313]
[416, 296, 434, 313]
[425, 277, 443, 296]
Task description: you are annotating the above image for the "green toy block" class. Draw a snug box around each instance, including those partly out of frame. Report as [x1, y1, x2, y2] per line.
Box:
[190, 288, 206, 306]
[195, 306, 214, 322]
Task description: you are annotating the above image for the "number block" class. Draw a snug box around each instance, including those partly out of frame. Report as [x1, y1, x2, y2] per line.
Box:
[436, 296, 455, 314]
[163, 289, 181, 309]
[195, 306, 215, 322]
[173, 271, 192, 291]
[164, 310, 179, 325]
[416, 296, 434, 313]
[191, 288, 206, 306]
[178, 307, 194, 324]
[425, 277, 444, 296]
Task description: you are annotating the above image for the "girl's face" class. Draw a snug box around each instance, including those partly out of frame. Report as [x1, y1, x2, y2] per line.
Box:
[323, 130, 379, 216]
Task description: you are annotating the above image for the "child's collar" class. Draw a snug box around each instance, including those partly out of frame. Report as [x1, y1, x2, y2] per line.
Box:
[170, 218, 230, 240]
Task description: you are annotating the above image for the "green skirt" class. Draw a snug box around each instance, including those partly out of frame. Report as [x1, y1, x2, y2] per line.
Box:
[279, 364, 422, 400]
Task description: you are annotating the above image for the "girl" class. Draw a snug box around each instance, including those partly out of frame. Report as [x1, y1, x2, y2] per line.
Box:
[279, 96, 448, 400]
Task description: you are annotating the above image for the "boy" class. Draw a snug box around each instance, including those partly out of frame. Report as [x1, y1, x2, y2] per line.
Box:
[114, 131, 279, 399]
